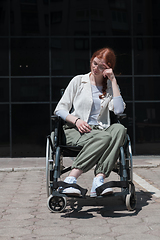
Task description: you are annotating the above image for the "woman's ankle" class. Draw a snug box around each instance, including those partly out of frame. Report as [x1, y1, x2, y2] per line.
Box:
[69, 168, 83, 179]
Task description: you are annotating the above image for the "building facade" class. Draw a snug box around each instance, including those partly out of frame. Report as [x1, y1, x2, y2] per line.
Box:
[0, 0, 160, 157]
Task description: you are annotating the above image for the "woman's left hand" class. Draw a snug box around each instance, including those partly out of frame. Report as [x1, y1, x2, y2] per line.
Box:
[102, 64, 115, 81]
[102, 63, 121, 97]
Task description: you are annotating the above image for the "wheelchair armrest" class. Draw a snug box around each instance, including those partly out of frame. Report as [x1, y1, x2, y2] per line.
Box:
[51, 115, 66, 126]
[116, 113, 127, 120]
[110, 111, 127, 124]
[51, 115, 59, 121]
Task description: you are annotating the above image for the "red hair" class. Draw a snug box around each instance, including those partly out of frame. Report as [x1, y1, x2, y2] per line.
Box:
[90, 47, 116, 99]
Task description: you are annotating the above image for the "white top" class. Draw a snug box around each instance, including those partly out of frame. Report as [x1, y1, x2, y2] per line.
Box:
[54, 73, 125, 129]
[87, 84, 102, 125]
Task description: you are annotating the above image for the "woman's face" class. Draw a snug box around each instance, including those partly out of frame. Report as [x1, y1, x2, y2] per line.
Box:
[91, 57, 108, 76]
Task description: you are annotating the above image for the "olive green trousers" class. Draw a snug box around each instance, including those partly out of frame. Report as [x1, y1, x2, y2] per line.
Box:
[63, 123, 127, 177]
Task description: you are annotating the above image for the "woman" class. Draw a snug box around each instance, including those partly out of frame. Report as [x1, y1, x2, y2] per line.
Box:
[54, 47, 126, 197]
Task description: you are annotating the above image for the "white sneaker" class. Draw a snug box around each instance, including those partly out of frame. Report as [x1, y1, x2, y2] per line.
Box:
[90, 176, 113, 197]
[61, 176, 81, 196]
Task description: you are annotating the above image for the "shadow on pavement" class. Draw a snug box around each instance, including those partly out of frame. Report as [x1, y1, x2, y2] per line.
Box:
[60, 190, 153, 218]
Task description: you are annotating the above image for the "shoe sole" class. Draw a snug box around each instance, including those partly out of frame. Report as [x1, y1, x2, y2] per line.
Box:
[101, 191, 113, 196]
[64, 193, 81, 197]
[62, 188, 81, 197]
[90, 188, 113, 197]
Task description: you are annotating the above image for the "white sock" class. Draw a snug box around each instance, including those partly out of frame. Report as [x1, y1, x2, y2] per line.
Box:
[64, 176, 77, 184]
[91, 176, 104, 193]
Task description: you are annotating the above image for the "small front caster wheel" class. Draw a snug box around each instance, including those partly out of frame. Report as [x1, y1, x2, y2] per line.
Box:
[126, 193, 137, 211]
[47, 195, 67, 213]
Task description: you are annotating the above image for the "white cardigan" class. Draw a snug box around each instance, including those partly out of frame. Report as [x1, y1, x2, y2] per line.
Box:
[54, 72, 125, 129]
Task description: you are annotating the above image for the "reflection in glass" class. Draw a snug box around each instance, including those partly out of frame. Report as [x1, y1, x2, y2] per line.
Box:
[12, 104, 50, 157]
[52, 77, 71, 102]
[0, 39, 9, 76]
[135, 103, 160, 154]
[91, 38, 132, 75]
[0, 0, 9, 36]
[51, 38, 90, 76]
[11, 78, 49, 102]
[133, 0, 160, 36]
[0, 105, 10, 157]
[135, 77, 160, 101]
[11, 38, 49, 76]
[117, 77, 132, 101]
[134, 38, 160, 75]
[10, 0, 49, 36]
[0, 79, 9, 102]
[91, 0, 131, 36]
[50, 0, 89, 36]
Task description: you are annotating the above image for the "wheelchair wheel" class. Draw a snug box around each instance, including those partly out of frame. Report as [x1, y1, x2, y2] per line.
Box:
[125, 135, 133, 182]
[46, 136, 54, 197]
[126, 192, 137, 211]
[126, 182, 137, 211]
[47, 195, 67, 213]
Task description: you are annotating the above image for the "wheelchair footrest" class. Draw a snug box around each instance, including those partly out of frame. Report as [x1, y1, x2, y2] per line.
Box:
[96, 181, 129, 196]
[53, 181, 88, 197]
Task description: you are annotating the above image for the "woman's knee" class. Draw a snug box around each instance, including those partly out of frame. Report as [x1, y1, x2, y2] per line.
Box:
[111, 123, 126, 134]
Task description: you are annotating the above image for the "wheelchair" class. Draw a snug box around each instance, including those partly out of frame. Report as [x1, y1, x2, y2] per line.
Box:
[45, 112, 137, 213]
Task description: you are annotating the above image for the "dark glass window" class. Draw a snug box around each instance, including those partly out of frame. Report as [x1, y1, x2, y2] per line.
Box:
[11, 78, 49, 102]
[135, 103, 160, 155]
[117, 77, 132, 101]
[0, 39, 9, 76]
[0, 0, 9, 36]
[52, 77, 71, 102]
[43, 0, 49, 4]
[133, 0, 160, 36]
[134, 38, 160, 75]
[135, 77, 160, 101]
[50, 0, 89, 36]
[91, 38, 132, 75]
[0, 105, 10, 157]
[12, 104, 50, 157]
[91, 0, 131, 36]
[11, 38, 49, 76]
[10, 0, 49, 36]
[51, 38, 90, 76]
[0, 79, 9, 102]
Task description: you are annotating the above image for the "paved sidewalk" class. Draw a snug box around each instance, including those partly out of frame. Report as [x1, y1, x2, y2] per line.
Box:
[0, 156, 160, 240]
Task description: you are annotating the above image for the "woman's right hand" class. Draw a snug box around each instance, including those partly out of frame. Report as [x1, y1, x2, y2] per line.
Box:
[75, 119, 92, 133]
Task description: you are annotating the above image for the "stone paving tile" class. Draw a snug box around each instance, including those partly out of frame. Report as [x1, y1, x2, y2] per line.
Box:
[0, 238, 15, 240]
[111, 223, 150, 235]
[72, 225, 111, 235]
[116, 233, 160, 240]
[70, 217, 108, 227]
[77, 235, 115, 240]
[148, 223, 160, 237]
[35, 218, 71, 227]
[0, 227, 32, 238]
[134, 167, 160, 190]
[33, 226, 72, 236]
